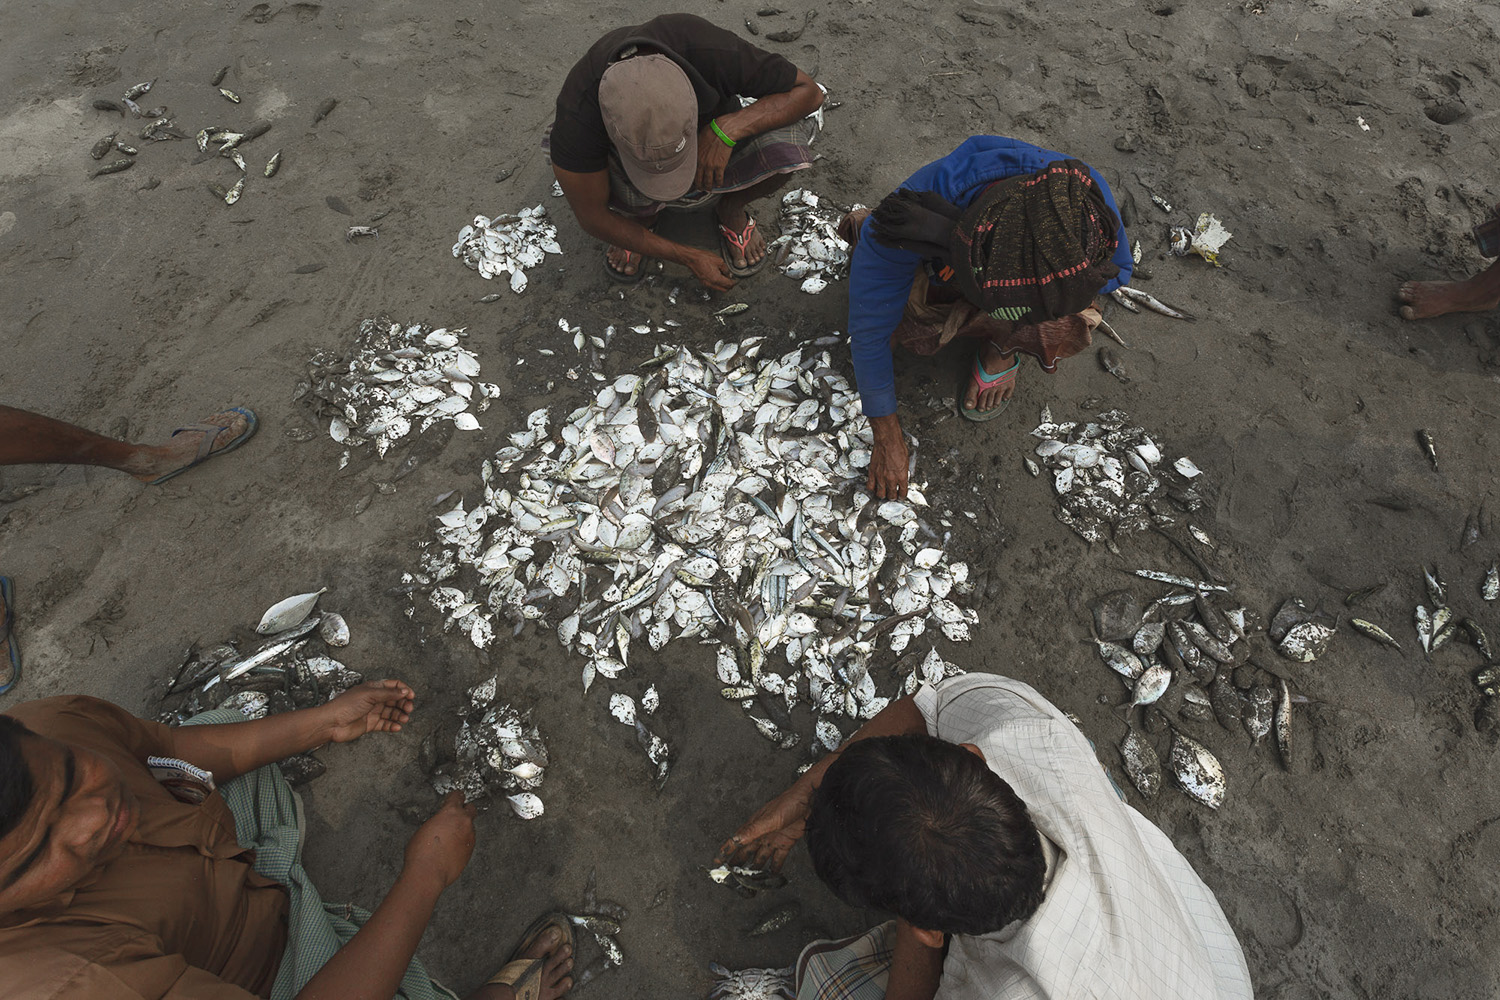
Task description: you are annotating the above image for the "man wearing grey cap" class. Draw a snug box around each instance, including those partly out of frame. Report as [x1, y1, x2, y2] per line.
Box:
[547, 13, 825, 290]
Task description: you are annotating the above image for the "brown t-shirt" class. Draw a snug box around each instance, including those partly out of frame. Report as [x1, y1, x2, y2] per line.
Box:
[0, 696, 290, 999]
[549, 12, 799, 174]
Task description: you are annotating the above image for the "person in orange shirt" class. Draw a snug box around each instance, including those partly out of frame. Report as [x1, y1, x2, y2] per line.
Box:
[0, 686, 574, 1000]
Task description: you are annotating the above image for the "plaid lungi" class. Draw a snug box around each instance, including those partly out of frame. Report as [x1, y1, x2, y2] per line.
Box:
[795, 921, 896, 1000]
[543, 116, 819, 218]
[185, 710, 458, 1000]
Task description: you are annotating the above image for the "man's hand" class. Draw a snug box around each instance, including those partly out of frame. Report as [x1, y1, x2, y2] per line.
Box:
[868, 414, 909, 500]
[403, 791, 477, 894]
[716, 784, 812, 873]
[322, 679, 416, 744]
[687, 248, 736, 292]
[695, 123, 733, 193]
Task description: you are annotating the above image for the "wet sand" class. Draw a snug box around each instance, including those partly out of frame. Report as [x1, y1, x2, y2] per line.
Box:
[3, 1, 1500, 997]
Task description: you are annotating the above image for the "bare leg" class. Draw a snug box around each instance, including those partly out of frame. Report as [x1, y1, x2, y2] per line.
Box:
[605, 210, 660, 279]
[468, 926, 574, 1000]
[716, 173, 796, 270]
[1399, 256, 1500, 320]
[0, 405, 252, 482]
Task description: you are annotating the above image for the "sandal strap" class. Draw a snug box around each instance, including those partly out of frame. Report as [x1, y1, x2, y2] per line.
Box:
[170, 422, 231, 462]
[718, 216, 757, 252]
[973, 351, 1020, 387]
[487, 957, 544, 999]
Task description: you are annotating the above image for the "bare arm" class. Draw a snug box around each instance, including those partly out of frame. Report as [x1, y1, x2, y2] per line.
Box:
[552, 166, 734, 291]
[167, 680, 415, 782]
[711, 70, 823, 144]
[295, 793, 476, 1000]
[886, 919, 945, 1000]
[717, 695, 928, 870]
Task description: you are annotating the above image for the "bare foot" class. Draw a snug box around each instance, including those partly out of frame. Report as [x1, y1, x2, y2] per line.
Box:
[605, 244, 642, 280]
[717, 205, 766, 271]
[1398, 276, 1500, 320]
[471, 926, 574, 1000]
[963, 343, 1019, 413]
[127, 409, 254, 482]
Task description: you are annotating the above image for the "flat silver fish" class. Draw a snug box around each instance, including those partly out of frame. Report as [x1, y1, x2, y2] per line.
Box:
[224, 176, 245, 205]
[90, 133, 117, 159]
[1119, 727, 1161, 797]
[1424, 565, 1446, 606]
[1484, 565, 1498, 602]
[1415, 605, 1433, 652]
[219, 87, 241, 103]
[122, 79, 155, 100]
[90, 158, 134, 177]
[1169, 732, 1225, 808]
[264, 150, 282, 177]
[1274, 679, 1293, 770]
[1243, 686, 1273, 744]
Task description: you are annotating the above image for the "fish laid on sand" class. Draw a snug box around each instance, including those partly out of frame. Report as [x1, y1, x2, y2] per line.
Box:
[427, 675, 548, 810]
[452, 206, 563, 294]
[408, 338, 975, 769]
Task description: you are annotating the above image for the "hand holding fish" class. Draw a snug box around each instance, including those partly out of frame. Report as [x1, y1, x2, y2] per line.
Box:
[321, 679, 417, 743]
[687, 248, 737, 292]
[717, 784, 812, 873]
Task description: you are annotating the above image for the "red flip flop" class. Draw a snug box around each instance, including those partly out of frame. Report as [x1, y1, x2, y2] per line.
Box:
[719, 214, 768, 278]
[961, 348, 1019, 423]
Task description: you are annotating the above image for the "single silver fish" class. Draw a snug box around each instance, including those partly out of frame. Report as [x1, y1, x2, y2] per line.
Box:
[1351, 618, 1401, 652]
[264, 150, 282, 177]
[1169, 731, 1225, 808]
[1120, 663, 1171, 709]
[1485, 565, 1499, 602]
[1131, 569, 1230, 593]
[1094, 640, 1144, 680]
[714, 303, 750, 317]
[1417, 429, 1438, 471]
[1119, 726, 1161, 797]
[90, 133, 117, 159]
[225, 176, 245, 205]
[1415, 605, 1433, 652]
[1274, 679, 1293, 770]
[1424, 565, 1446, 606]
[1243, 686, 1274, 744]
[219, 87, 241, 103]
[122, 78, 155, 101]
[746, 901, 800, 937]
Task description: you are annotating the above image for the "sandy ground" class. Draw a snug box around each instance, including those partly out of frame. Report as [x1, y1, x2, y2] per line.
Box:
[5, 0, 1500, 997]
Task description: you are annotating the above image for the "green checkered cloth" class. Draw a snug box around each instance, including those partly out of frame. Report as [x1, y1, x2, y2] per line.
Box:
[185, 710, 458, 1000]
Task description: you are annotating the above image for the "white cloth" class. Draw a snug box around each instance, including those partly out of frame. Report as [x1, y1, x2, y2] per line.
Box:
[911, 674, 1252, 1000]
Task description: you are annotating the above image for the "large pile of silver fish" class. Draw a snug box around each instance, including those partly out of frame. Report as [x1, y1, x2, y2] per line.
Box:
[156, 590, 359, 785]
[1027, 407, 1210, 544]
[408, 337, 974, 778]
[770, 189, 856, 295]
[1090, 566, 1297, 810]
[451, 206, 562, 293]
[425, 675, 549, 818]
[302, 318, 495, 462]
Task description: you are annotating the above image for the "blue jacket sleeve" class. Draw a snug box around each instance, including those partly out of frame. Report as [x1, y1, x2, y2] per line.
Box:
[847, 216, 920, 419]
[1089, 168, 1133, 292]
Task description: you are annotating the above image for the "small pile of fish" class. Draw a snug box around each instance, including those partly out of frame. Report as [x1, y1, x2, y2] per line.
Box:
[702, 863, 788, 899]
[425, 675, 548, 817]
[708, 965, 794, 1000]
[770, 189, 857, 294]
[89, 73, 283, 199]
[1027, 407, 1210, 545]
[1410, 564, 1493, 660]
[302, 318, 495, 463]
[408, 337, 974, 777]
[1270, 597, 1338, 662]
[569, 867, 628, 988]
[156, 589, 357, 784]
[1090, 571, 1296, 808]
[451, 206, 563, 293]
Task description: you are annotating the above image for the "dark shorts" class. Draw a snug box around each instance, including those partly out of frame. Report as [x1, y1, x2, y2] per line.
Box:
[543, 116, 820, 218]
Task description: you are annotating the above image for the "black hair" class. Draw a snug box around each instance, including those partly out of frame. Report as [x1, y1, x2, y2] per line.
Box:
[0, 715, 35, 842]
[805, 734, 1046, 936]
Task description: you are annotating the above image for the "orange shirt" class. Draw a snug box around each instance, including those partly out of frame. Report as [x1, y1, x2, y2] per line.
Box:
[0, 696, 289, 999]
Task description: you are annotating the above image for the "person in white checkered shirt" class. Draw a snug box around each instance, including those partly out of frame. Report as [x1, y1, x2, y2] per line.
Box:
[719, 673, 1253, 1000]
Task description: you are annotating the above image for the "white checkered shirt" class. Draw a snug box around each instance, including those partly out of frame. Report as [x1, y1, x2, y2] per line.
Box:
[913, 675, 1253, 1000]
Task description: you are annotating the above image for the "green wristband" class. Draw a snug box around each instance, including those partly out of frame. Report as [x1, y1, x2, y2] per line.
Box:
[710, 119, 736, 148]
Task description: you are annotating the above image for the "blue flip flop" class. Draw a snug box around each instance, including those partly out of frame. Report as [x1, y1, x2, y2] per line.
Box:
[147, 407, 258, 486]
[0, 576, 18, 696]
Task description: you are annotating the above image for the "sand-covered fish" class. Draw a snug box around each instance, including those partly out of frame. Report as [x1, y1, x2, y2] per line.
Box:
[1119, 726, 1162, 797]
[1169, 732, 1226, 808]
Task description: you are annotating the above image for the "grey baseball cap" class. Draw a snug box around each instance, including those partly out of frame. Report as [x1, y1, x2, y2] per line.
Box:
[599, 54, 698, 202]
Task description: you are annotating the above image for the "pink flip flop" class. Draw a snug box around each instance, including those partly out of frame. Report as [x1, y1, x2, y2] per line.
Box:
[961, 347, 1019, 423]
